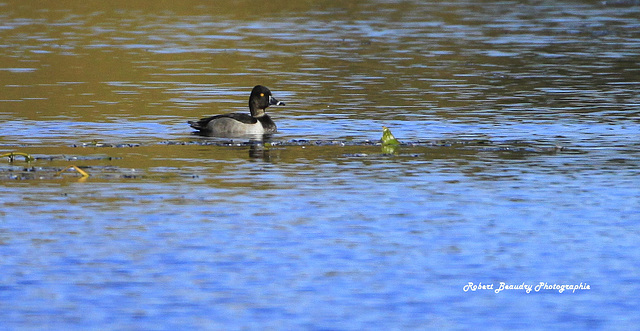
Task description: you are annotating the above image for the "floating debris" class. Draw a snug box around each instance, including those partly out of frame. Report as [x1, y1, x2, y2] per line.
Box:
[73, 142, 140, 148]
[56, 165, 90, 179]
[32, 155, 120, 161]
[1, 152, 34, 162]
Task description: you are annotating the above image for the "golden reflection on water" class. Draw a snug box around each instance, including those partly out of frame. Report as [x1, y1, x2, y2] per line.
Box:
[0, 0, 469, 124]
[1, 0, 638, 171]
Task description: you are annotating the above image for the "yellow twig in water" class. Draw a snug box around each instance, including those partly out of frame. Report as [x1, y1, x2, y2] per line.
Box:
[1, 152, 35, 162]
[56, 165, 90, 178]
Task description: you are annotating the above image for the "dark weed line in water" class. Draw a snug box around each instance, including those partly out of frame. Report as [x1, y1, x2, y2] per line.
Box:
[2, 128, 575, 181]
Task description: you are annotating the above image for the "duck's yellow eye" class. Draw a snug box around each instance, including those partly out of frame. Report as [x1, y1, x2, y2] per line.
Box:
[260, 93, 265, 97]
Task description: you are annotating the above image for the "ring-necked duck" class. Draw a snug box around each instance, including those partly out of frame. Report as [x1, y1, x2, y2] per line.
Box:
[188, 85, 285, 136]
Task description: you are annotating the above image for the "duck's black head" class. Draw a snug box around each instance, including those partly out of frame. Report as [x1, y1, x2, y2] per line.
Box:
[249, 85, 285, 117]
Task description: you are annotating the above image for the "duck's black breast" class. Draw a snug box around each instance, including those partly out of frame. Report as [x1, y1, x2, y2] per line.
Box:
[257, 115, 277, 133]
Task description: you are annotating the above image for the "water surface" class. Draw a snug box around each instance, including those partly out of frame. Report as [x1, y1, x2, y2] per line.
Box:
[1, 0, 639, 329]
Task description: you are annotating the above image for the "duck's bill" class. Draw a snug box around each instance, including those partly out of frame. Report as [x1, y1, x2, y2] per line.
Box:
[269, 96, 285, 106]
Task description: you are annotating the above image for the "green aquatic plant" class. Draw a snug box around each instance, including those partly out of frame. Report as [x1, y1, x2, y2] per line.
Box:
[1, 152, 35, 162]
[381, 126, 400, 146]
[381, 126, 400, 154]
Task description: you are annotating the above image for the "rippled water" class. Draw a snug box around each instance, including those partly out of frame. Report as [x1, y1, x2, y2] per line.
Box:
[1, 0, 640, 329]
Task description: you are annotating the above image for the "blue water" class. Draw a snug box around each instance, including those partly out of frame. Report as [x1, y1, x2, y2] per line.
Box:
[2, 142, 639, 329]
[2, 0, 640, 329]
